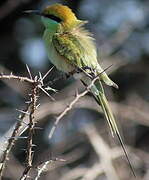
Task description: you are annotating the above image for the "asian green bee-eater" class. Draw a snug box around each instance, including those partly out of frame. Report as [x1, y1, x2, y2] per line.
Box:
[26, 4, 135, 175]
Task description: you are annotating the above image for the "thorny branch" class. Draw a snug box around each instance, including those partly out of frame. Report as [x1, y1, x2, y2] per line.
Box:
[0, 68, 54, 179]
[20, 78, 39, 180]
[0, 104, 30, 178]
[0, 73, 34, 83]
[48, 75, 100, 139]
[35, 158, 66, 180]
[48, 65, 113, 140]
[0, 66, 111, 179]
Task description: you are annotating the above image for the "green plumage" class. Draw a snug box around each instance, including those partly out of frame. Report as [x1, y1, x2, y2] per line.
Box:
[53, 33, 84, 68]
[52, 27, 118, 88]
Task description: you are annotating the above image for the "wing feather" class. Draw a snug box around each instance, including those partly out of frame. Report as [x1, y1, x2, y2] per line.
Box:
[53, 32, 85, 68]
[52, 26, 98, 71]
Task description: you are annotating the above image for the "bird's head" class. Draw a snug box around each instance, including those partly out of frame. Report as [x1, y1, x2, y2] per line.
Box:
[26, 4, 82, 31]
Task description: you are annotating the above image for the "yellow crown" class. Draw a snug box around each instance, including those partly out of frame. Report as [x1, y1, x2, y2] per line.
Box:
[43, 4, 77, 25]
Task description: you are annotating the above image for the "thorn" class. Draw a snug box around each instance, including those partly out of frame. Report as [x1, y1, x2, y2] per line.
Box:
[38, 72, 44, 86]
[42, 66, 54, 81]
[45, 86, 58, 93]
[31, 144, 37, 147]
[25, 101, 31, 104]
[30, 97, 33, 102]
[19, 136, 28, 139]
[34, 76, 38, 81]
[38, 86, 55, 101]
[7, 136, 28, 139]
[16, 109, 29, 115]
[36, 104, 40, 109]
[26, 64, 33, 80]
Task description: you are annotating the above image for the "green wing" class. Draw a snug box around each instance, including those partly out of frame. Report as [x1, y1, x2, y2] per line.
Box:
[53, 32, 85, 68]
[52, 31, 98, 71]
[53, 32, 118, 88]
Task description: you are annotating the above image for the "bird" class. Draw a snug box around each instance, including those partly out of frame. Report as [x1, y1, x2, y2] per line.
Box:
[25, 3, 135, 176]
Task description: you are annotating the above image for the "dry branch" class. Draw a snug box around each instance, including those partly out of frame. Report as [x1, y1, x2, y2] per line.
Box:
[35, 158, 66, 180]
[0, 73, 34, 84]
[0, 69, 54, 179]
[0, 72, 37, 178]
[20, 79, 39, 180]
[48, 75, 100, 139]
[0, 104, 30, 178]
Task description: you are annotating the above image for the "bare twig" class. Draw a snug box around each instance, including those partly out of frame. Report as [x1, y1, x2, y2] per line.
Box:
[35, 158, 65, 180]
[21, 84, 38, 179]
[35, 161, 51, 180]
[48, 75, 100, 139]
[0, 104, 30, 178]
[48, 65, 112, 140]
[0, 73, 34, 84]
[19, 82, 40, 179]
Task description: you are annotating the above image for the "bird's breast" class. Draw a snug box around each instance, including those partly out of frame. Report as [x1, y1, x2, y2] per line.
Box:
[43, 30, 74, 73]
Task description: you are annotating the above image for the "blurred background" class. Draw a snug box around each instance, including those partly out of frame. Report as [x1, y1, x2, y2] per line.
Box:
[0, 0, 149, 179]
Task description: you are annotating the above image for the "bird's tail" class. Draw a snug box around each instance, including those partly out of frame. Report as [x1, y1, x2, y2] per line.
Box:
[84, 78, 135, 176]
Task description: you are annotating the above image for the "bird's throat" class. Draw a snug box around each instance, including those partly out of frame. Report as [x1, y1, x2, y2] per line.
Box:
[41, 17, 60, 33]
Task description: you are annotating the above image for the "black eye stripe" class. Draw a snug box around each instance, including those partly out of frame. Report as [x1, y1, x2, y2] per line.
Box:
[43, 14, 62, 23]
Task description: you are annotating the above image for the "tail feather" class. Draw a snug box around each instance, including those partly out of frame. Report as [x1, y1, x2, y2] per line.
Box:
[90, 81, 136, 177]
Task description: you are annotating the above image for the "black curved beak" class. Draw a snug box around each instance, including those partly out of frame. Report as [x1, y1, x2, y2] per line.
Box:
[23, 10, 42, 16]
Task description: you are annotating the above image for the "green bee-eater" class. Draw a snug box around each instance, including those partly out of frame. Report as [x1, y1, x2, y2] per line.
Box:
[26, 4, 135, 175]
